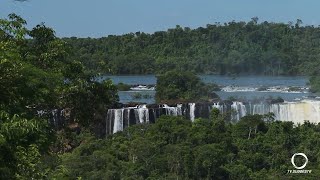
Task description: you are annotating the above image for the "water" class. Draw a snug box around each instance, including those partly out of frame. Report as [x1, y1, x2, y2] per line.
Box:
[102, 75, 308, 86]
[215, 91, 309, 102]
[106, 100, 320, 134]
[200, 75, 308, 86]
[189, 103, 195, 122]
[118, 91, 156, 104]
[113, 109, 124, 133]
[102, 75, 314, 104]
[231, 102, 247, 122]
[100, 75, 156, 85]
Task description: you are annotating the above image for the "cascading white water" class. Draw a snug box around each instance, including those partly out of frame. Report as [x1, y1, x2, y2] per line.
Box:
[212, 102, 225, 113]
[231, 102, 247, 121]
[135, 104, 149, 123]
[51, 109, 59, 126]
[51, 109, 67, 127]
[163, 104, 183, 116]
[305, 100, 320, 123]
[248, 100, 320, 124]
[252, 103, 270, 115]
[189, 103, 195, 122]
[113, 109, 124, 133]
[267, 100, 320, 124]
[177, 104, 183, 115]
[106, 100, 320, 135]
[163, 104, 176, 116]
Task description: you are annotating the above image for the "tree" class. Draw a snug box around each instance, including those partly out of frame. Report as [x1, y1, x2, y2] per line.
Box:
[233, 114, 268, 139]
[155, 70, 218, 102]
[62, 78, 119, 134]
[309, 76, 320, 93]
[0, 13, 120, 178]
[0, 111, 52, 179]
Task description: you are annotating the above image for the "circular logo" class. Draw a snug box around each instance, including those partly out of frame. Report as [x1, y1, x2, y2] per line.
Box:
[291, 153, 308, 169]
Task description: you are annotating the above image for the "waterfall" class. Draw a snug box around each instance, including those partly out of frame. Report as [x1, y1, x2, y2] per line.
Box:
[307, 100, 320, 124]
[212, 102, 225, 113]
[135, 104, 149, 123]
[231, 102, 247, 122]
[272, 100, 320, 124]
[163, 104, 183, 116]
[113, 109, 124, 133]
[177, 104, 183, 115]
[126, 109, 130, 127]
[163, 104, 177, 116]
[106, 109, 114, 135]
[52, 109, 58, 126]
[252, 103, 270, 115]
[51, 109, 65, 127]
[189, 103, 196, 122]
[250, 100, 320, 124]
[105, 100, 320, 135]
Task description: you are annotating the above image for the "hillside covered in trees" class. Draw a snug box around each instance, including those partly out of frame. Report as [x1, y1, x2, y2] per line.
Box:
[64, 18, 320, 76]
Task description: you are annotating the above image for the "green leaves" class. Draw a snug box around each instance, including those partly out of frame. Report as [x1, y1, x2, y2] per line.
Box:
[309, 76, 320, 93]
[0, 112, 51, 179]
[194, 144, 228, 178]
[59, 78, 119, 133]
[156, 70, 218, 102]
[0, 13, 27, 41]
[15, 145, 43, 179]
[0, 13, 120, 179]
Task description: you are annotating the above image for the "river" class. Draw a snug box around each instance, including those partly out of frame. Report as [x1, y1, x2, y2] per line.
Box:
[99, 75, 315, 104]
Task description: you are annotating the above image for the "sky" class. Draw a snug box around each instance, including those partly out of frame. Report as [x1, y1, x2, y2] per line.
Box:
[1, 0, 319, 37]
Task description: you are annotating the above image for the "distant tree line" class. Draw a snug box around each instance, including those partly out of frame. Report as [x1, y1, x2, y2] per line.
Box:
[63, 18, 320, 77]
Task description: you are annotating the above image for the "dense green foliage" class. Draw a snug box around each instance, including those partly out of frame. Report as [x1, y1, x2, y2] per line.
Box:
[0, 14, 119, 121]
[310, 76, 320, 93]
[116, 82, 131, 91]
[0, 111, 52, 179]
[50, 112, 320, 179]
[156, 71, 218, 102]
[0, 14, 119, 179]
[63, 18, 320, 77]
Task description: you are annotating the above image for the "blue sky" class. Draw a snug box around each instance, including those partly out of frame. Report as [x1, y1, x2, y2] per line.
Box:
[1, 0, 319, 37]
